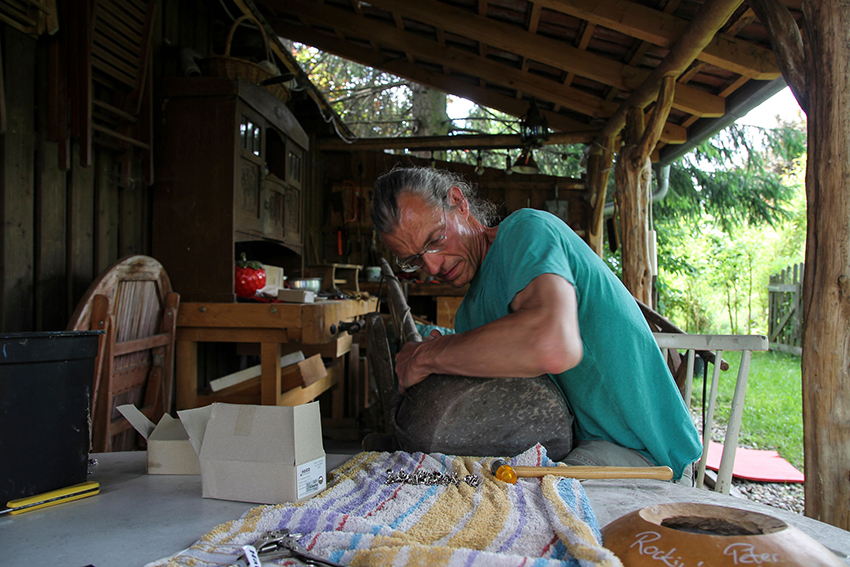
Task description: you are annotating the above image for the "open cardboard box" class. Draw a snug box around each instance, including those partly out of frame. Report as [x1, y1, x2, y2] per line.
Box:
[117, 404, 201, 475]
[177, 402, 326, 504]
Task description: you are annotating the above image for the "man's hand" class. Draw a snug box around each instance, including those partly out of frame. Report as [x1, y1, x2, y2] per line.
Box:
[392, 275, 582, 388]
[395, 329, 443, 393]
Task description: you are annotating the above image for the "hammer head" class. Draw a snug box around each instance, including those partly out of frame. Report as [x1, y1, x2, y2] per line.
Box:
[490, 458, 518, 484]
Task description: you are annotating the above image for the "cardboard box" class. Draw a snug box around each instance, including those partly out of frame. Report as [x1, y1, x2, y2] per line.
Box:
[178, 402, 326, 504]
[117, 405, 201, 475]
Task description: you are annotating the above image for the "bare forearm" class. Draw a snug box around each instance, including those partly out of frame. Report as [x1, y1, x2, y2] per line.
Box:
[411, 315, 570, 379]
[394, 274, 582, 392]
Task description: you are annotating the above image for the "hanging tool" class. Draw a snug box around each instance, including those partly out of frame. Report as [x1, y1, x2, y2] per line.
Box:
[230, 528, 344, 567]
[1, 481, 100, 516]
[489, 458, 673, 484]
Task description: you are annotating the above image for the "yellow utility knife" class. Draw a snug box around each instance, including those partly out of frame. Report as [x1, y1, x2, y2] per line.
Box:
[1, 481, 100, 516]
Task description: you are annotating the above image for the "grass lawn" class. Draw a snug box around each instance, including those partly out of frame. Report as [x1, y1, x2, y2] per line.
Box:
[689, 349, 804, 472]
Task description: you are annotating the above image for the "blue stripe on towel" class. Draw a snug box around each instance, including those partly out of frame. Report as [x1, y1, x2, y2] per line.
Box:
[497, 477, 529, 554]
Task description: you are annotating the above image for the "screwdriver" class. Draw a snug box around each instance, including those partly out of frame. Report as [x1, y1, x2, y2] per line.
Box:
[1, 481, 100, 516]
[489, 458, 673, 484]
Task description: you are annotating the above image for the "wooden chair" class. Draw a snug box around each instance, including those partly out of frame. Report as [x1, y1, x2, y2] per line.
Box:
[654, 332, 769, 494]
[68, 255, 179, 452]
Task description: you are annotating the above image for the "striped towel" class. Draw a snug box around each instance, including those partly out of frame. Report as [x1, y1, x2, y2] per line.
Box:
[147, 444, 622, 567]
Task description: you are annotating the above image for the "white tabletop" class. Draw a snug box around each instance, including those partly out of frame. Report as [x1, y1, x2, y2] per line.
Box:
[2, 452, 848, 567]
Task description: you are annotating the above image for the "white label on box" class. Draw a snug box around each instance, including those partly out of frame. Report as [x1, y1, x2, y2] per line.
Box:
[297, 456, 326, 500]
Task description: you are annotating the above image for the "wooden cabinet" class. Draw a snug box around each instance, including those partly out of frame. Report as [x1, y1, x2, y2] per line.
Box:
[153, 78, 308, 302]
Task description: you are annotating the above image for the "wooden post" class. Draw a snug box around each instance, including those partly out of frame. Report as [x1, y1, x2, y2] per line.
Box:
[614, 77, 675, 304]
[586, 137, 614, 256]
[801, 0, 850, 529]
[746, 0, 808, 112]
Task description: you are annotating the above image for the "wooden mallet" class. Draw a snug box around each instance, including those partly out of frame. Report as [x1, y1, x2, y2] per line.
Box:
[489, 458, 673, 484]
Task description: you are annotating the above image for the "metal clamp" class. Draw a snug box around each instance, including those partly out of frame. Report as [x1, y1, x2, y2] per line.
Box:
[231, 529, 344, 566]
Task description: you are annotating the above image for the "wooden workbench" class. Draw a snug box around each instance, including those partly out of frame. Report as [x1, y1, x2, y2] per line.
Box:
[175, 299, 377, 409]
[359, 281, 468, 328]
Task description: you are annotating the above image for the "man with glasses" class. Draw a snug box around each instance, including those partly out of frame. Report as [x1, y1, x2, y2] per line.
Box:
[371, 166, 701, 482]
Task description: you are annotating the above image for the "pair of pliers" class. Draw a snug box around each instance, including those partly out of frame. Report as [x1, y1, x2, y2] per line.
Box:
[230, 529, 345, 566]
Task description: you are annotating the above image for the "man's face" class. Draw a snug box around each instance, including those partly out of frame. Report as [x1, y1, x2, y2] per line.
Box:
[382, 191, 478, 287]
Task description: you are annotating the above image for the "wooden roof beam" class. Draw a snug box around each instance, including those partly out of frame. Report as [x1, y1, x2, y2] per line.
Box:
[537, 0, 780, 79]
[275, 17, 688, 145]
[346, 0, 725, 116]
[274, 21, 610, 139]
[315, 131, 600, 152]
[273, 0, 621, 118]
[598, 0, 746, 142]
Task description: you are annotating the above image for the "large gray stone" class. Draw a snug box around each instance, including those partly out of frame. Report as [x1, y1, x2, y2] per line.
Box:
[393, 374, 574, 460]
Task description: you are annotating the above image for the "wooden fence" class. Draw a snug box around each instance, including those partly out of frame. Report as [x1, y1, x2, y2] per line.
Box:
[768, 263, 804, 355]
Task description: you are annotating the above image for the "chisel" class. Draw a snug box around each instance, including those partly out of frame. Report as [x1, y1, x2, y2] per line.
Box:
[1, 481, 100, 516]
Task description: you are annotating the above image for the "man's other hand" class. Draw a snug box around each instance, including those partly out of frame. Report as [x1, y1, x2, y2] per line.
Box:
[395, 329, 442, 393]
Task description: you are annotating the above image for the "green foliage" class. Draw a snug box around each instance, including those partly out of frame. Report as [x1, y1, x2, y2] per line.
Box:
[691, 350, 804, 471]
[658, 123, 805, 232]
[654, 118, 807, 334]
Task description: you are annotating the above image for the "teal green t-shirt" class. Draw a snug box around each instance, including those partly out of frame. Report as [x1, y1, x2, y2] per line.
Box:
[455, 209, 701, 479]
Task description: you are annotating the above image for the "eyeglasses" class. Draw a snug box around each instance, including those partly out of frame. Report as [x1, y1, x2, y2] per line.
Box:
[394, 210, 448, 272]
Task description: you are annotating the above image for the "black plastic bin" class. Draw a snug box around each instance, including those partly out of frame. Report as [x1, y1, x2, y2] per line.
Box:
[0, 331, 101, 505]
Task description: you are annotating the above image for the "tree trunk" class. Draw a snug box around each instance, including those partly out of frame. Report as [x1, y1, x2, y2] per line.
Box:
[411, 84, 450, 137]
[587, 137, 614, 255]
[613, 77, 674, 304]
[801, 0, 850, 530]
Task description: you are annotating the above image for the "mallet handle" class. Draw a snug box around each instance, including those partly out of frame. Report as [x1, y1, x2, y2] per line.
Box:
[512, 465, 674, 480]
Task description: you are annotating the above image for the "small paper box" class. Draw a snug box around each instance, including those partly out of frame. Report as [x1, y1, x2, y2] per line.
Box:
[263, 265, 285, 288]
[116, 405, 201, 475]
[177, 402, 326, 504]
[277, 288, 315, 303]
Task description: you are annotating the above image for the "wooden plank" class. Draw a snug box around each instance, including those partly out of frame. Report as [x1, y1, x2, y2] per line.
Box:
[769, 342, 802, 356]
[597, 0, 743, 141]
[287, 354, 328, 388]
[177, 302, 303, 329]
[67, 142, 96, 313]
[260, 341, 281, 405]
[436, 296, 463, 329]
[175, 339, 199, 410]
[176, 327, 291, 344]
[35, 32, 68, 331]
[1, 26, 36, 331]
[95, 147, 119, 274]
[313, 0, 726, 117]
[768, 283, 799, 292]
[275, 25, 597, 139]
[280, 0, 618, 120]
[300, 298, 378, 344]
[78, 0, 93, 167]
[278, 359, 339, 406]
[280, 333, 353, 359]
[746, 0, 808, 110]
[112, 332, 172, 356]
[653, 333, 769, 352]
[536, 0, 779, 79]
[0, 29, 5, 134]
[118, 172, 146, 255]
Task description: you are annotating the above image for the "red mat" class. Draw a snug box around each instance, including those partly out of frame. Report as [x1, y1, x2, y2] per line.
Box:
[705, 441, 804, 483]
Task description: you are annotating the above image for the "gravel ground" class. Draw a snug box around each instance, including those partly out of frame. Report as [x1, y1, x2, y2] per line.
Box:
[690, 409, 805, 515]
